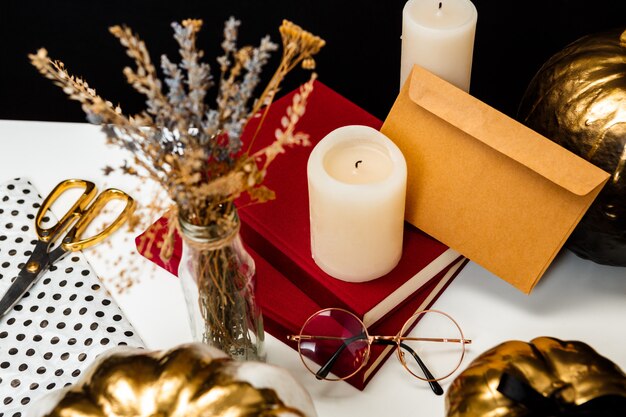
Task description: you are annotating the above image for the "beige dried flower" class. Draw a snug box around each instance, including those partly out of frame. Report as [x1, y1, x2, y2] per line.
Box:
[30, 18, 323, 226]
[29, 18, 324, 290]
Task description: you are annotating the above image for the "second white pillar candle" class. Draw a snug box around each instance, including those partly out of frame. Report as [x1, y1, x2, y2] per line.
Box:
[401, 0, 478, 91]
[307, 125, 407, 282]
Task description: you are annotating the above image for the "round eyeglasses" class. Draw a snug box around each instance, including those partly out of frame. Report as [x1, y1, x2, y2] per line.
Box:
[288, 308, 471, 395]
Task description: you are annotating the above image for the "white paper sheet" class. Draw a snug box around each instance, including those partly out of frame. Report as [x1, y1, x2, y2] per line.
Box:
[0, 178, 144, 417]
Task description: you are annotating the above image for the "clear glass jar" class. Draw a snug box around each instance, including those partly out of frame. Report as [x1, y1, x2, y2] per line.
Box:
[177, 206, 265, 361]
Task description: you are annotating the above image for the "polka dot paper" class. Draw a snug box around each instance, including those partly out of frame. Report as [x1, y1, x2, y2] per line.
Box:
[0, 178, 144, 417]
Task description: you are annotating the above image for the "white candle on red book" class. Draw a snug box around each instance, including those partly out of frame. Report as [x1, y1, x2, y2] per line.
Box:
[307, 125, 407, 282]
[401, 0, 477, 92]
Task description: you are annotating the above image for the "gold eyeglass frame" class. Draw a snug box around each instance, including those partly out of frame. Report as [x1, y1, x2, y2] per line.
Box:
[288, 307, 471, 383]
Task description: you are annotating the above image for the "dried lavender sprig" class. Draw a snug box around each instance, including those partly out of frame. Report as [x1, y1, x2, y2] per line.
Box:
[171, 19, 213, 128]
[218, 16, 240, 71]
[161, 55, 186, 111]
[221, 36, 278, 155]
[214, 19, 276, 149]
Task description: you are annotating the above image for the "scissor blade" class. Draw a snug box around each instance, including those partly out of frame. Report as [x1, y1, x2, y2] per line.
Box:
[0, 269, 40, 319]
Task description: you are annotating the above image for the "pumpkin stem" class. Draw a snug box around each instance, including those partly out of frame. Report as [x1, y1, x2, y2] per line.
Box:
[621, 29, 626, 46]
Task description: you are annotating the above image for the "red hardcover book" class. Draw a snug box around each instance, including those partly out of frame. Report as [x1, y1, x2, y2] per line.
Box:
[238, 80, 461, 326]
[135, 219, 467, 390]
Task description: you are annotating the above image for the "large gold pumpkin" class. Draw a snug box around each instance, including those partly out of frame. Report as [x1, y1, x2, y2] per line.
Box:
[518, 29, 626, 266]
[27, 343, 317, 417]
[445, 337, 626, 417]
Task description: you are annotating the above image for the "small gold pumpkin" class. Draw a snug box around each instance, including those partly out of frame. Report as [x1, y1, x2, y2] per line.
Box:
[27, 343, 317, 417]
[445, 337, 626, 417]
[518, 29, 626, 266]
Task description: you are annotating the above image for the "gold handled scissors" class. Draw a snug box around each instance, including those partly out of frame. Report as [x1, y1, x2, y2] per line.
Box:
[0, 179, 135, 318]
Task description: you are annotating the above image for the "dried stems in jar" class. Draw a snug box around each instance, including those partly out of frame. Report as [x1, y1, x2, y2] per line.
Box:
[29, 18, 324, 358]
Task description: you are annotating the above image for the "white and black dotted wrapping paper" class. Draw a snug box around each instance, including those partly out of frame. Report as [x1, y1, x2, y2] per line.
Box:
[0, 178, 144, 417]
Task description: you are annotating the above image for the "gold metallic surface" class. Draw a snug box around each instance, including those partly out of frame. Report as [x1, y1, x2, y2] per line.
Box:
[25, 261, 40, 273]
[519, 29, 626, 265]
[43, 344, 311, 417]
[61, 187, 135, 251]
[445, 337, 626, 417]
[35, 179, 135, 252]
[36, 179, 97, 243]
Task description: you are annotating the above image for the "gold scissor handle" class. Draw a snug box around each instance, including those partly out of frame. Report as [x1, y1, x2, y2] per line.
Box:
[62, 188, 135, 252]
[36, 179, 98, 243]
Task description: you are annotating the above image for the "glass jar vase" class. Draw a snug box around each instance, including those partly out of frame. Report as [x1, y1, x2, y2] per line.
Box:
[177, 205, 265, 361]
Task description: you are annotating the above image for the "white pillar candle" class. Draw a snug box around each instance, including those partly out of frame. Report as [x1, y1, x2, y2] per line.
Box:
[401, 0, 477, 92]
[307, 125, 407, 282]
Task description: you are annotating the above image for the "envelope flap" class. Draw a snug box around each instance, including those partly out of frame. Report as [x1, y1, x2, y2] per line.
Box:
[407, 66, 609, 196]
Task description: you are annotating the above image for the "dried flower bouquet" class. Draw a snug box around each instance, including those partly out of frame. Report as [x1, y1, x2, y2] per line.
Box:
[30, 18, 324, 359]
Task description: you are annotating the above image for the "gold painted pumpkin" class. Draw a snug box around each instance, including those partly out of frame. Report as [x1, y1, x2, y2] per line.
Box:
[27, 343, 317, 417]
[445, 337, 626, 417]
[518, 29, 626, 266]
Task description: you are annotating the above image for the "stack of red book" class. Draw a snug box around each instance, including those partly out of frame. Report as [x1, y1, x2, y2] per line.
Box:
[137, 81, 467, 390]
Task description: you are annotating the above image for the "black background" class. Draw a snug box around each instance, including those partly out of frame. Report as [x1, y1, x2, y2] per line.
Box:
[2, 0, 626, 122]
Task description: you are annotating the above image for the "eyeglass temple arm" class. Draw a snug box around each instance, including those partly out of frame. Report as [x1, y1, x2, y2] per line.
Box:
[399, 336, 471, 344]
[373, 339, 443, 396]
[315, 332, 367, 380]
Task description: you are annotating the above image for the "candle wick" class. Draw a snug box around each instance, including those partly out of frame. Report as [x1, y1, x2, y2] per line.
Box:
[438, 2, 442, 9]
[355, 160, 363, 168]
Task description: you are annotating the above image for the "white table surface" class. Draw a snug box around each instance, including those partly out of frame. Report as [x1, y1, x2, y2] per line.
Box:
[1, 119, 624, 416]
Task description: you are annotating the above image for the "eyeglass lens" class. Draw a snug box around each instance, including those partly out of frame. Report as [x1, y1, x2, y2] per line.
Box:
[298, 309, 370, 380]
[398, 310, 465, 381]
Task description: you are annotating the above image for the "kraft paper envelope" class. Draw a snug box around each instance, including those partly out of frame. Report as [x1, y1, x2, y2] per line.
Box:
[381, 65, 610, 293]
